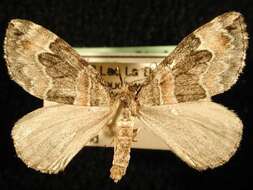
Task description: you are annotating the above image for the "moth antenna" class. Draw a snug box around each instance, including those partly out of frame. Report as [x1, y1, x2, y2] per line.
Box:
[117, 66, 125, 87]
[123, 76, 128, 87]
[135, 85, 143, 97]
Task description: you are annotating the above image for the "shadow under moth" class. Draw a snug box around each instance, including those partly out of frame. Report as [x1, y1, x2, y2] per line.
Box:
[3, 12, 248, 183]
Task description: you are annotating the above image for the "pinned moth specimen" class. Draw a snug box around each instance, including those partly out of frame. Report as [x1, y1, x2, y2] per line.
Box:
[4, 11, 248, 183]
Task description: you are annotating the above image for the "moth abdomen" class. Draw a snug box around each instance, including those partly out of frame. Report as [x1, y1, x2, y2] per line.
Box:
[110, 117, 134, 183]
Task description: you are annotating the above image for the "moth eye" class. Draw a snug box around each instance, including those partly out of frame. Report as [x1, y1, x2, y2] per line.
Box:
[128, 83, 140, 92]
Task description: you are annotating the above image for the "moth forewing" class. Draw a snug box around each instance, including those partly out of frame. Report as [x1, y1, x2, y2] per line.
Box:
[138, 11, 248, 105]
[4, 19, 110, 106]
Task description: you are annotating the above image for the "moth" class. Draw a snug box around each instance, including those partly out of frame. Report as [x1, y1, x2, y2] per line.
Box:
[4, 11, 248, 183]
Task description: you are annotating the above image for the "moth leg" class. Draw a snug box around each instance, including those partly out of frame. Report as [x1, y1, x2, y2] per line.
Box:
[103, 122, 117, 137]
[132, 127, 140, 142]
[109, 137, 115, 146]
[89, 135, 99, 144]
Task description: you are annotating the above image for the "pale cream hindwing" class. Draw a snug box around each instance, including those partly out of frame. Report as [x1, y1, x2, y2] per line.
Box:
[4, 19, 110, 106]
[138, 12, 248, 105]
[12, 105, 111, 173]
[138, 101, 242, 170]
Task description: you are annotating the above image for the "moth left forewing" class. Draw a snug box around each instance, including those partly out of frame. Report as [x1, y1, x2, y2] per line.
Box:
[4, 19, 110, 106]
[138, 101, 242, 170]
[12, 104, 112, 174]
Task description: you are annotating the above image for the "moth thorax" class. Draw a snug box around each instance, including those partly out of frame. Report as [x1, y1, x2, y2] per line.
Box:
[117, 116, 134, 128]
[122, 99, 139, 117]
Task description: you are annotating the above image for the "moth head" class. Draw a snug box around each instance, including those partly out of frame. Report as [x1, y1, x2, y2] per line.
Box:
[107, 67, 142, 114]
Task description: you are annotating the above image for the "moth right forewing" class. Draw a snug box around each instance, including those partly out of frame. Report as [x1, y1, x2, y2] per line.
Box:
[137, 12, 248, 105]
[4, 19, 110, 106]
[165, 12, 248, 98]
[137, 66, 178, 105]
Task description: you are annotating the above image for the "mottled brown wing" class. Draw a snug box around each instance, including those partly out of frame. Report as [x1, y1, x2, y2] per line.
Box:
[138, 12, 248, 105]
[4, 19, 110, 106]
